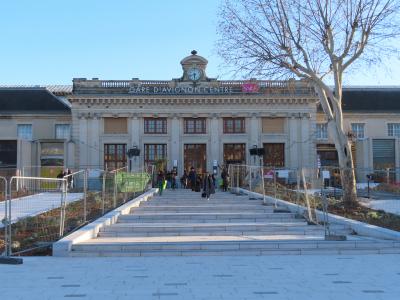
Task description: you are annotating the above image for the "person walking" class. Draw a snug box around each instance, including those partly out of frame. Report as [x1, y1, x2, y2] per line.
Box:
[180, 170, 188, 189]
[202, 172, 215, 201]
[157, 170, 165, 196]
[221, 167, 229, 192]
[66, 169, 73, 190]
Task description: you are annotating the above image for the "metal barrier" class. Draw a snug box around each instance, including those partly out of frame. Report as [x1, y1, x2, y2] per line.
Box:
[229, 164, 400, 235]
[0, 166, 155, 256]
[0, 176, 7, 256]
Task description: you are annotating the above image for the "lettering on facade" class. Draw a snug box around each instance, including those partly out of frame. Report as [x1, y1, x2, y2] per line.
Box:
[128, 86, 237, 95]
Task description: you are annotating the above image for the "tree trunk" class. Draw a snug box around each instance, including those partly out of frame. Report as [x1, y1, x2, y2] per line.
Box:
[328, 121, 358, 208]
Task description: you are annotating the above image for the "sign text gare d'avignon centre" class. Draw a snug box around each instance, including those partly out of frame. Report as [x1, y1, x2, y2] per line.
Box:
[127, 83, 260, 95]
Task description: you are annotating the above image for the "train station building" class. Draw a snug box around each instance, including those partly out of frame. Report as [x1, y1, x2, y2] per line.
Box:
[0, 51, 399, 179]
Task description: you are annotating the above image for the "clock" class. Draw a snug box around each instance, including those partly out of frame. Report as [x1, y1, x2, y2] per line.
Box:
[187, 67, 202, 81]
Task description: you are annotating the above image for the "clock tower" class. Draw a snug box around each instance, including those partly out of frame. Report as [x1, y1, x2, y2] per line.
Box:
[180, 50, 208, 82]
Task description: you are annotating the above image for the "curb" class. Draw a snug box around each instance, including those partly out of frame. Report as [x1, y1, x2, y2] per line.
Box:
[52, 188, 158, 256]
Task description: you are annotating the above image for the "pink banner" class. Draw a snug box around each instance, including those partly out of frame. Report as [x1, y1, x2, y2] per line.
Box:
[242, 83, 260, 93]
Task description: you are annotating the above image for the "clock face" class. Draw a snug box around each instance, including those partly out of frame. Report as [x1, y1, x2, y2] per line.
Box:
[187, 67, 202, 81]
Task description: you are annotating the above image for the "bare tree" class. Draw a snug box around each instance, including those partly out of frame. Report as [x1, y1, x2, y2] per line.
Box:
[217, 0, 399, 207]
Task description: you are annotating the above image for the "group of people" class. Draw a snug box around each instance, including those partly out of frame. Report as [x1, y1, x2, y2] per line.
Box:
[56, 169, 74, 189]
[156, 166, 230, 200]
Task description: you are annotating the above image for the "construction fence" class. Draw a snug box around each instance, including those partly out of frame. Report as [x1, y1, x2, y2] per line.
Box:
[228, 164, 400, 232]
[0, 167, 152, 256]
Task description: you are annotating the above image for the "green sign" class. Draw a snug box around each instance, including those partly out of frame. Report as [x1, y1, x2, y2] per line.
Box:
[116, 172, 150, 193]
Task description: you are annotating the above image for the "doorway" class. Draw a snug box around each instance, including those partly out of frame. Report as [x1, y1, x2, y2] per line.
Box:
[184, 144, 207, 174]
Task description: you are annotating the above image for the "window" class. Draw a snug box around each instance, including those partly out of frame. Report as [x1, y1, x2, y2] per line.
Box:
[351, 123, 365, 139]
[144, 118, 167, 134]
[388, 123, 400, 137]
[316, 123, 328, 139]
[144, 144, 167, 164]
[184, 118, 206, 134]
[17, 124, 32, 140]
[223, 144, 246, 165]
[373, 139, 395, 170]
[104, 144, 127, 170]
[263, 143, 285, 167]
[0, 140, 17, 168]
[104, 118, 128, 134]
[55, 124, 71, 140]
[262, 118, 285, 133]
[223, 118, 245, 133]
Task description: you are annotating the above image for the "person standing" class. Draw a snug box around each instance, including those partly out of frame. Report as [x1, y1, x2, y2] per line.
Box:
[157, 170, 165, 196]
[188, 167, 197, 191]
[171, 169, 177, 190]
[202, 172, 215, 201]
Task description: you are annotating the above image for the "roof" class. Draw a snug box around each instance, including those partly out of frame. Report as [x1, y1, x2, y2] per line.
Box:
[0, 88, 71, 114]
[0, 85, 73, 95]
[342, 87, 400, 112]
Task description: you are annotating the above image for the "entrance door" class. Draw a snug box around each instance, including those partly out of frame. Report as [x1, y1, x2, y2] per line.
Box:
[184, 144, 206, 174]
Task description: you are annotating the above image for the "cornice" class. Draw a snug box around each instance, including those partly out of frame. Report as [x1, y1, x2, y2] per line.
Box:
[67, 94, 317, 106]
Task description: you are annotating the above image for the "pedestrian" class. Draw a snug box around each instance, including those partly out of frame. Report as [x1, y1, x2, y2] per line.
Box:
[66, 169, 73, 190]
[202, 172, 215, 201]
[157, 170, 165, 196]
[180, 170, 188, 189]
[171, 169, 177, 190]
[56, 169, 64, 189]
[211, 173, 216, 188]
[221, 167, 229, 192]
[188, 167, 197, 191]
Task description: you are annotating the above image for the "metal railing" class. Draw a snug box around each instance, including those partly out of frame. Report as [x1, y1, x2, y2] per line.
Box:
[0, 166, 153, 257]
[228, 164, 400, 234]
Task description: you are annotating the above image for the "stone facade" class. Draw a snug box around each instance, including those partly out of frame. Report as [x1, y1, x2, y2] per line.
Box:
[67, 52, 318, 174]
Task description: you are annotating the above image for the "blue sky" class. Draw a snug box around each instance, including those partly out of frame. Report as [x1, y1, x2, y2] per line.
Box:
[0, 0, 398, 85]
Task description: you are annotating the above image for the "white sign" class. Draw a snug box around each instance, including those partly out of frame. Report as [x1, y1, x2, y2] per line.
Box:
[173, 160, 178, 167]
[322, 170, 330, 179]
[213, 160, 218, 167]
[277, 170, 289, 178]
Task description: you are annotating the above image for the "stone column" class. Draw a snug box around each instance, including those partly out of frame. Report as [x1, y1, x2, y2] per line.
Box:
[210, 113, 220, 171]
[288, 115, 300, 169]
[87, 115, 101, 168]
[170, 114, 181, 173]
[130, 114, 141, 170]
[249, 113, 260, 164]
[78, 114, 88, 168]
[301, 113, 313, 168]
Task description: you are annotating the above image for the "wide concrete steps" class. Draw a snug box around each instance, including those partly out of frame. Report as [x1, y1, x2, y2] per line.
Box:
[70, 238, 400, 256]
[69, 190, 400, 256]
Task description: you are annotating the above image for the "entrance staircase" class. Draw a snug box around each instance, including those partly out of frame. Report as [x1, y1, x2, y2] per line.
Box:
[70, 190, 400, 256]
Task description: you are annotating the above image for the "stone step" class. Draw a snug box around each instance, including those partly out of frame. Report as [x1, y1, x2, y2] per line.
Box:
[69, 247, 400, 256]
[71, 238, 400, 256]
[140, 200, 266, 206]
[97, 229, 351, 237]
[131, 205, 275, 213]
[117, 212, 300, 223]
[100, 222, 347, 232]
[118, 217, 305, 224]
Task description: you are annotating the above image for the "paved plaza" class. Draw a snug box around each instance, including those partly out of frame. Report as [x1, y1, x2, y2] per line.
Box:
[0, 193, 83, 227]
[1, 255, 400, 300]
